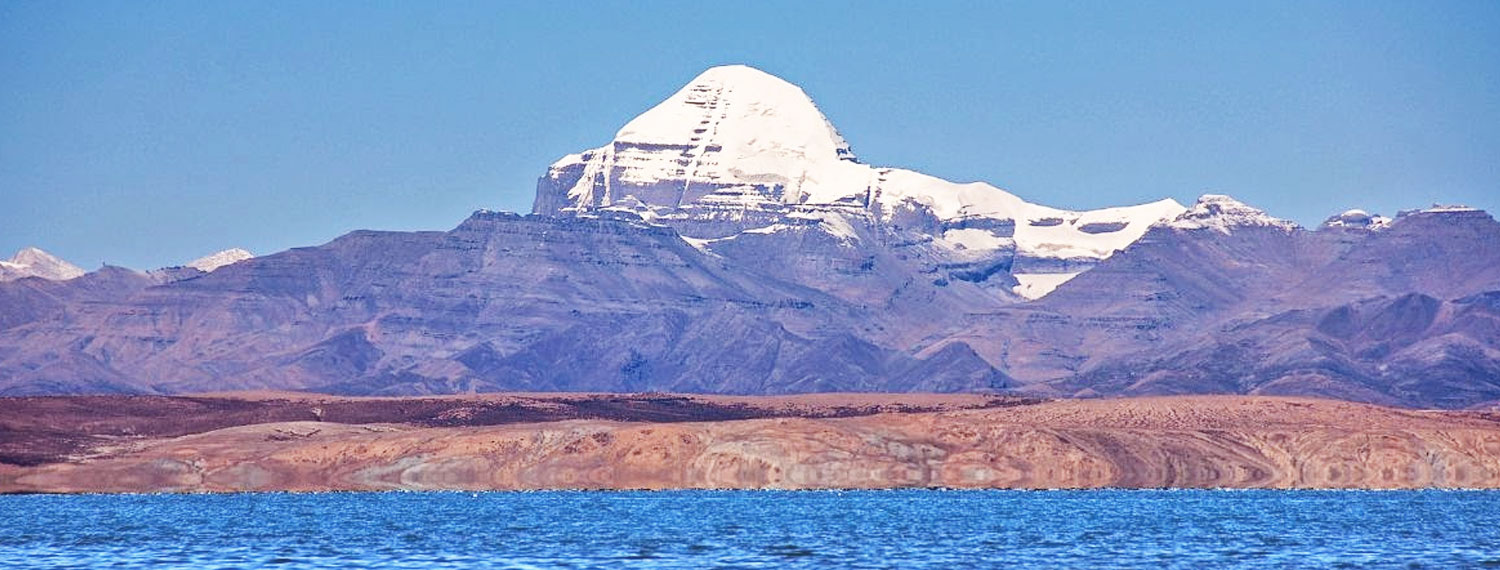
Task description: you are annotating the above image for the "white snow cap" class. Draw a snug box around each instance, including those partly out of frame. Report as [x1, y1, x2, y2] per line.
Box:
[616, 64, 855, 164]
[0, 247, 85, 281]
[569, 64, 869, 204]
[550, 64, 1186, 242]
[1166, 194, 1298, 233]
[1419, 204, 1479, 213]
[186, 248, 254, 272]
[540, 64, 1193, 300]
[1323, 209, 1391, 230]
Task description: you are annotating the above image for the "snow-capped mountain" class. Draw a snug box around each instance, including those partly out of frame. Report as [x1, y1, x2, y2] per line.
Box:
[0, 247, 85, 282]
[185, 248, 254, 272]
[0, 64, 1495, 408]
[1163, 194, 1299, 233]
[536, 65, 1184, 298]
[1321, 209, 1391, 230]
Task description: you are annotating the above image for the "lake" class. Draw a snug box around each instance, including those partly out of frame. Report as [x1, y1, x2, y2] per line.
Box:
[1, 490, 1497, 568]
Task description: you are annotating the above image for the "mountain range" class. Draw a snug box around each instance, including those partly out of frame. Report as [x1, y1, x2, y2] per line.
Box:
[1, 65, 1495, 408]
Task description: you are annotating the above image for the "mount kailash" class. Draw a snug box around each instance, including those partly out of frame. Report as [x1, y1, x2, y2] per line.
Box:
[2, 65, 1496, 408]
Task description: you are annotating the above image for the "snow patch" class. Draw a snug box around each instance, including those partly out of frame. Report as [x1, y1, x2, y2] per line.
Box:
[943, 228, 1011, 252]
[875, 169, 1185, 259]
[186, 248, 254, 272]
[1012, 272, 1084, 299]
[679, 236, 717, 254]
[1323, 209, 1391, 230]
[1421, 204, 1479, 213]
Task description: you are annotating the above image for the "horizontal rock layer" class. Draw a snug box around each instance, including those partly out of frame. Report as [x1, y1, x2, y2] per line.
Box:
[6, 396, 1500, 492]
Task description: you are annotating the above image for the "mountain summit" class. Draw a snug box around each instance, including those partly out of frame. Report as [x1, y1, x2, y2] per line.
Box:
[1166, 194, 1298, 233]
[609, 65, 861, 203]
[185, 248, 255, 272]
[536, 65, 1185, 299]
[535, 65, 865, 213]
[0, 247, 85, 282]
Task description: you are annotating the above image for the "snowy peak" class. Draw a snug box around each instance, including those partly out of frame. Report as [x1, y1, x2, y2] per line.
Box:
[538, 65, 1185, 232]
[536, 65, 874, 214]
[1166, 194, 1298, 233]
[186, 248, 254, 272]
[1321, 209, 1391, 230]
[533, 66, 1198, 302]
[0, 247, 85, 281]
[615, 65, 856, 165]
[10, 247, 70, 269]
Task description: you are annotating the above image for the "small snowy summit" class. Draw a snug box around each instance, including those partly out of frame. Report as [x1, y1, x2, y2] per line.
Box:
[535, 65, 1187, 299]
[0, 247, 85, 282]
[1321, 209, 1391, 230]
[1165, 194, 1299, 233]
[185, 248, 254, 272]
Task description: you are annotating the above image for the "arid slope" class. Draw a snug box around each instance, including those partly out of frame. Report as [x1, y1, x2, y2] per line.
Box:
[4, 395, 1500, 492]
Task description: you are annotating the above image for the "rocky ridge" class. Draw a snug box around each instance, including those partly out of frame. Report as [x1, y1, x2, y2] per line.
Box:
[0, 66, 1496, 408]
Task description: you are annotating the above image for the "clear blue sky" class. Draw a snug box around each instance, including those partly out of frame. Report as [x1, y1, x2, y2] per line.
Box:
[2, 1, 1496, 270]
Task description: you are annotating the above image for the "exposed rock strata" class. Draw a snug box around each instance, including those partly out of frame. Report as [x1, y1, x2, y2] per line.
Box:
[0, 213, 1010, 396]
[929, 204, 1500, 407]
[6, 396, 1500, 492]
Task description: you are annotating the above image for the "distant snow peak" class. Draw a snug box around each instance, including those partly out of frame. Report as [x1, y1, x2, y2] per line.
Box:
[0, 247, 85, 281]
[538, 64, 872, 215]
[1322, 209, 1392, 230]
[1419, 204, 1480, 214]
[187, 248, 254, 272]
[1167, 194, 1298, 233]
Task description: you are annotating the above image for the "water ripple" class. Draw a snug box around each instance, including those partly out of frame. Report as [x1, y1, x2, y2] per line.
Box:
[0, 490, 1498, 568]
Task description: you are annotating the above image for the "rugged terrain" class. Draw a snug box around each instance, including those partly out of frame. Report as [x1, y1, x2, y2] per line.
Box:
[0, 65, 1496, 408]
[4, 394, 1500, 492]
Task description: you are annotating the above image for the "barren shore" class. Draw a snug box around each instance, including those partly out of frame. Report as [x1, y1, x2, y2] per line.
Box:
[4, 393, 1500, 493]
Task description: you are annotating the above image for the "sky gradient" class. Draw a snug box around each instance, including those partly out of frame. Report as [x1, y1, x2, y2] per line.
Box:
[2, 1, 1497, 270]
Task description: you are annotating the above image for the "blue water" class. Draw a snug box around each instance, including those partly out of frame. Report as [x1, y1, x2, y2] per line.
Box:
[1, 490, 1498, 568]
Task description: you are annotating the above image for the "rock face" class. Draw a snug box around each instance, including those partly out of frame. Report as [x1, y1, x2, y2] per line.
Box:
[0, 247, 85, 282]
[0, 212, 1008, 396]
[1057, 291, 1500, 408]
[7, 396, 1500, 492]
[929, 201, 1500, 408]
[535, 65, 1185, 301]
